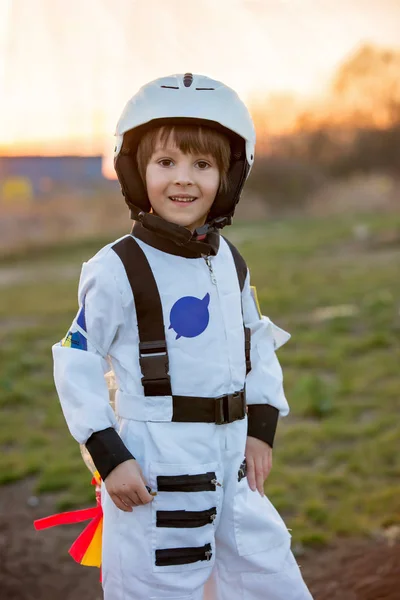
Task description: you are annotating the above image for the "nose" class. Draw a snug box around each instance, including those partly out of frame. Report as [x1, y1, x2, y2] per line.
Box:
[173, 163, 193, 186]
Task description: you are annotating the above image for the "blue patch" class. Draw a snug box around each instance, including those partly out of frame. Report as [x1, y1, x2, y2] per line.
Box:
[169, 293, 210, 340]
[62, 301, 87, 350]
[71, 331, 87, 350]
[62, 330, 87, 350]
[77, 302, 87, 332]
[75, 303, 87, 350]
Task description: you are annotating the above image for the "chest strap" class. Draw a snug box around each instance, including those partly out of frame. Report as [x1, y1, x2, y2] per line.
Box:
[112, 235, 251, 399]
[112, 235, 172, 397]
[223, 236, 252, 376]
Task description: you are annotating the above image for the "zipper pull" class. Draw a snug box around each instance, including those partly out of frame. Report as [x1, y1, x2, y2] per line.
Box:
[205, 549, 213, 561]
[204, 256, 217, 285]
[211, 478, 223, 488]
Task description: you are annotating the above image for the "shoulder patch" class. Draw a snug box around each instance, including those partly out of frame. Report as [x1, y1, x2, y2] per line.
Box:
[61, 330, 87, 350]
[61, 304, 88, 350]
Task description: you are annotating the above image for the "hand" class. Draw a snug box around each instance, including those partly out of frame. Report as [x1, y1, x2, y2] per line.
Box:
[105, 459, 154, 512]
[245, 436, 272, 496]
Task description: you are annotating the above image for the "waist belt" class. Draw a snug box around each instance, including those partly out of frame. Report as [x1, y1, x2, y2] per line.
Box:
[116, 389, 246, 425]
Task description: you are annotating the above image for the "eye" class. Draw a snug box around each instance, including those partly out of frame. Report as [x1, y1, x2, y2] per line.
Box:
[158, 158, 174, 167]
[196, 160, 211, 170]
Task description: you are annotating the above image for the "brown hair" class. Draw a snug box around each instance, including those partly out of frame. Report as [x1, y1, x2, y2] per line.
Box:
[136, 124, 231, 192]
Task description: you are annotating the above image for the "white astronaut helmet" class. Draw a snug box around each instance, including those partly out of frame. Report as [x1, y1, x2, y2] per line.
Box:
[114, 73, 256, 234]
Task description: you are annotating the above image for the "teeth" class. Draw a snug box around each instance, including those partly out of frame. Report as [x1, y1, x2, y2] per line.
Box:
[170, 197, 195, 202]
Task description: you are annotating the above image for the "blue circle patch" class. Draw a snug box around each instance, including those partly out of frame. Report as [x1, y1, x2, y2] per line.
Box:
[169, 293, 210, 340]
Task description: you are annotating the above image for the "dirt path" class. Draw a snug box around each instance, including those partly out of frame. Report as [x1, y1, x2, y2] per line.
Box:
[1, 478, 399, 600]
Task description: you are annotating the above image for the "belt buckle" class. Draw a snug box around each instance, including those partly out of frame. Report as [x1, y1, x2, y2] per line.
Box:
[215, 395, 228, 425]
[139, 340, 169, 381]
[215, 391, 244, 425]
[138, 341, 171, 394]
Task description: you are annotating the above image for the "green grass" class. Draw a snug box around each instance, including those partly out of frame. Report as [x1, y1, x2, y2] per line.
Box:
[1, 211, 400, 545]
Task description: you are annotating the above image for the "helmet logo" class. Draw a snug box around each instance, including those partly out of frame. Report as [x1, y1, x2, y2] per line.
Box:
[183, 73, 193, 88]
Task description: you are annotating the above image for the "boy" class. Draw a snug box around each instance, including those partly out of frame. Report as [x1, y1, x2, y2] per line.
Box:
[53, 73, 313, 599]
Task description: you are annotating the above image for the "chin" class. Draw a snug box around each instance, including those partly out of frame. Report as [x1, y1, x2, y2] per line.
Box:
[175, 219, 197, 230]
[164, 214, 199, 229]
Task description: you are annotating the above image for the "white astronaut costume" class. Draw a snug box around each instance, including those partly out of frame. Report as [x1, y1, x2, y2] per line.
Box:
[52, 74, 313, 600]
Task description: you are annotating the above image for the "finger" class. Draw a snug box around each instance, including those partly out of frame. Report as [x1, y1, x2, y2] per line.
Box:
[136, 483, 154, 505]
[246, 456, 256, 492]
[255, 457, 265, 496]
[120, 493, 138, 507]
[139, 472, 156, 499]
[262, 452, 271, 481]
[112, 494, 132, 512]
[133, 491, 145, 506]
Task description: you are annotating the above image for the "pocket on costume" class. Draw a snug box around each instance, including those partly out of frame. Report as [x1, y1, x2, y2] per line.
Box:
[149, 461, 221, 573]
[156, 508, 217, 528]
[157, 471, 219, 493]
[233, 458, 291, 557]
[155, 542, 212, 566]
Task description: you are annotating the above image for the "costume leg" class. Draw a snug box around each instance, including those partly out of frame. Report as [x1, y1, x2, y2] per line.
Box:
[209, 552, 313, 600]
[208, 449, 313, 600]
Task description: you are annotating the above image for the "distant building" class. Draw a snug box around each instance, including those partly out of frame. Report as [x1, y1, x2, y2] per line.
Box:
[0, 155, 110, 198]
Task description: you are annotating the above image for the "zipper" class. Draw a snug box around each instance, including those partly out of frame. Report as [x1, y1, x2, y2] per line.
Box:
[155, 543, 212, 566]
[204, 255, 217, 285]
[156, 507, 217, 528]
[203, 254, 234, 388]
[157, 471, 221, 492]
[238, 459, 247, 482]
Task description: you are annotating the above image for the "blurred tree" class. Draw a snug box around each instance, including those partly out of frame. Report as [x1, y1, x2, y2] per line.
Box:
[243, 44, 400, 210]
[246, 156, 326, 212]
[330, 124, 400, 176]
[276, 45, 400, 178]
[331, 44, 400, 127]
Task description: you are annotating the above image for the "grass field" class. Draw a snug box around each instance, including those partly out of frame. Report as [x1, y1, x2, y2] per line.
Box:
[1, 212, 399, 549]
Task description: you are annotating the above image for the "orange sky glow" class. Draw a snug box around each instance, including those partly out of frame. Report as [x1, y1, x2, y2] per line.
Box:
[0, 0, 399, 174]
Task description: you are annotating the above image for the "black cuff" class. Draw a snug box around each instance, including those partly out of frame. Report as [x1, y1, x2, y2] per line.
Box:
[85, 427, 135, 481]
[247, 404, 279, 448]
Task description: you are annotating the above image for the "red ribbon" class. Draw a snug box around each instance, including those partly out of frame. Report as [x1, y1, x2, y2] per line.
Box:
[33, 474, 103, 572]
[34, 506, 100, 530]
[68, 508, 103, 563]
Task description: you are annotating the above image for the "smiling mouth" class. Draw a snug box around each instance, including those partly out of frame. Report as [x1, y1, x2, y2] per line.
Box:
[169, 196, 197, 203]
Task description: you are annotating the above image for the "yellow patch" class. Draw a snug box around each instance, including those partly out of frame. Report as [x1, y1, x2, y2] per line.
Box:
[250, 286, 262, 319]
[61, 332, 73, 347]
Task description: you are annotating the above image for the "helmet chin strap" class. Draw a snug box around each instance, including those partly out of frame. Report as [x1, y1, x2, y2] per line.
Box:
[130, 205, 231, 247]
[193, 216, 232, 239]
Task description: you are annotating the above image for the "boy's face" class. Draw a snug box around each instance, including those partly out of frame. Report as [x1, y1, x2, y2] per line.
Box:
[145, 137, 220, 232]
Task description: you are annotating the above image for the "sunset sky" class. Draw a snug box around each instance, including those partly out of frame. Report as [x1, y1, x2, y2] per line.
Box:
[0, 0, 399, 159]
